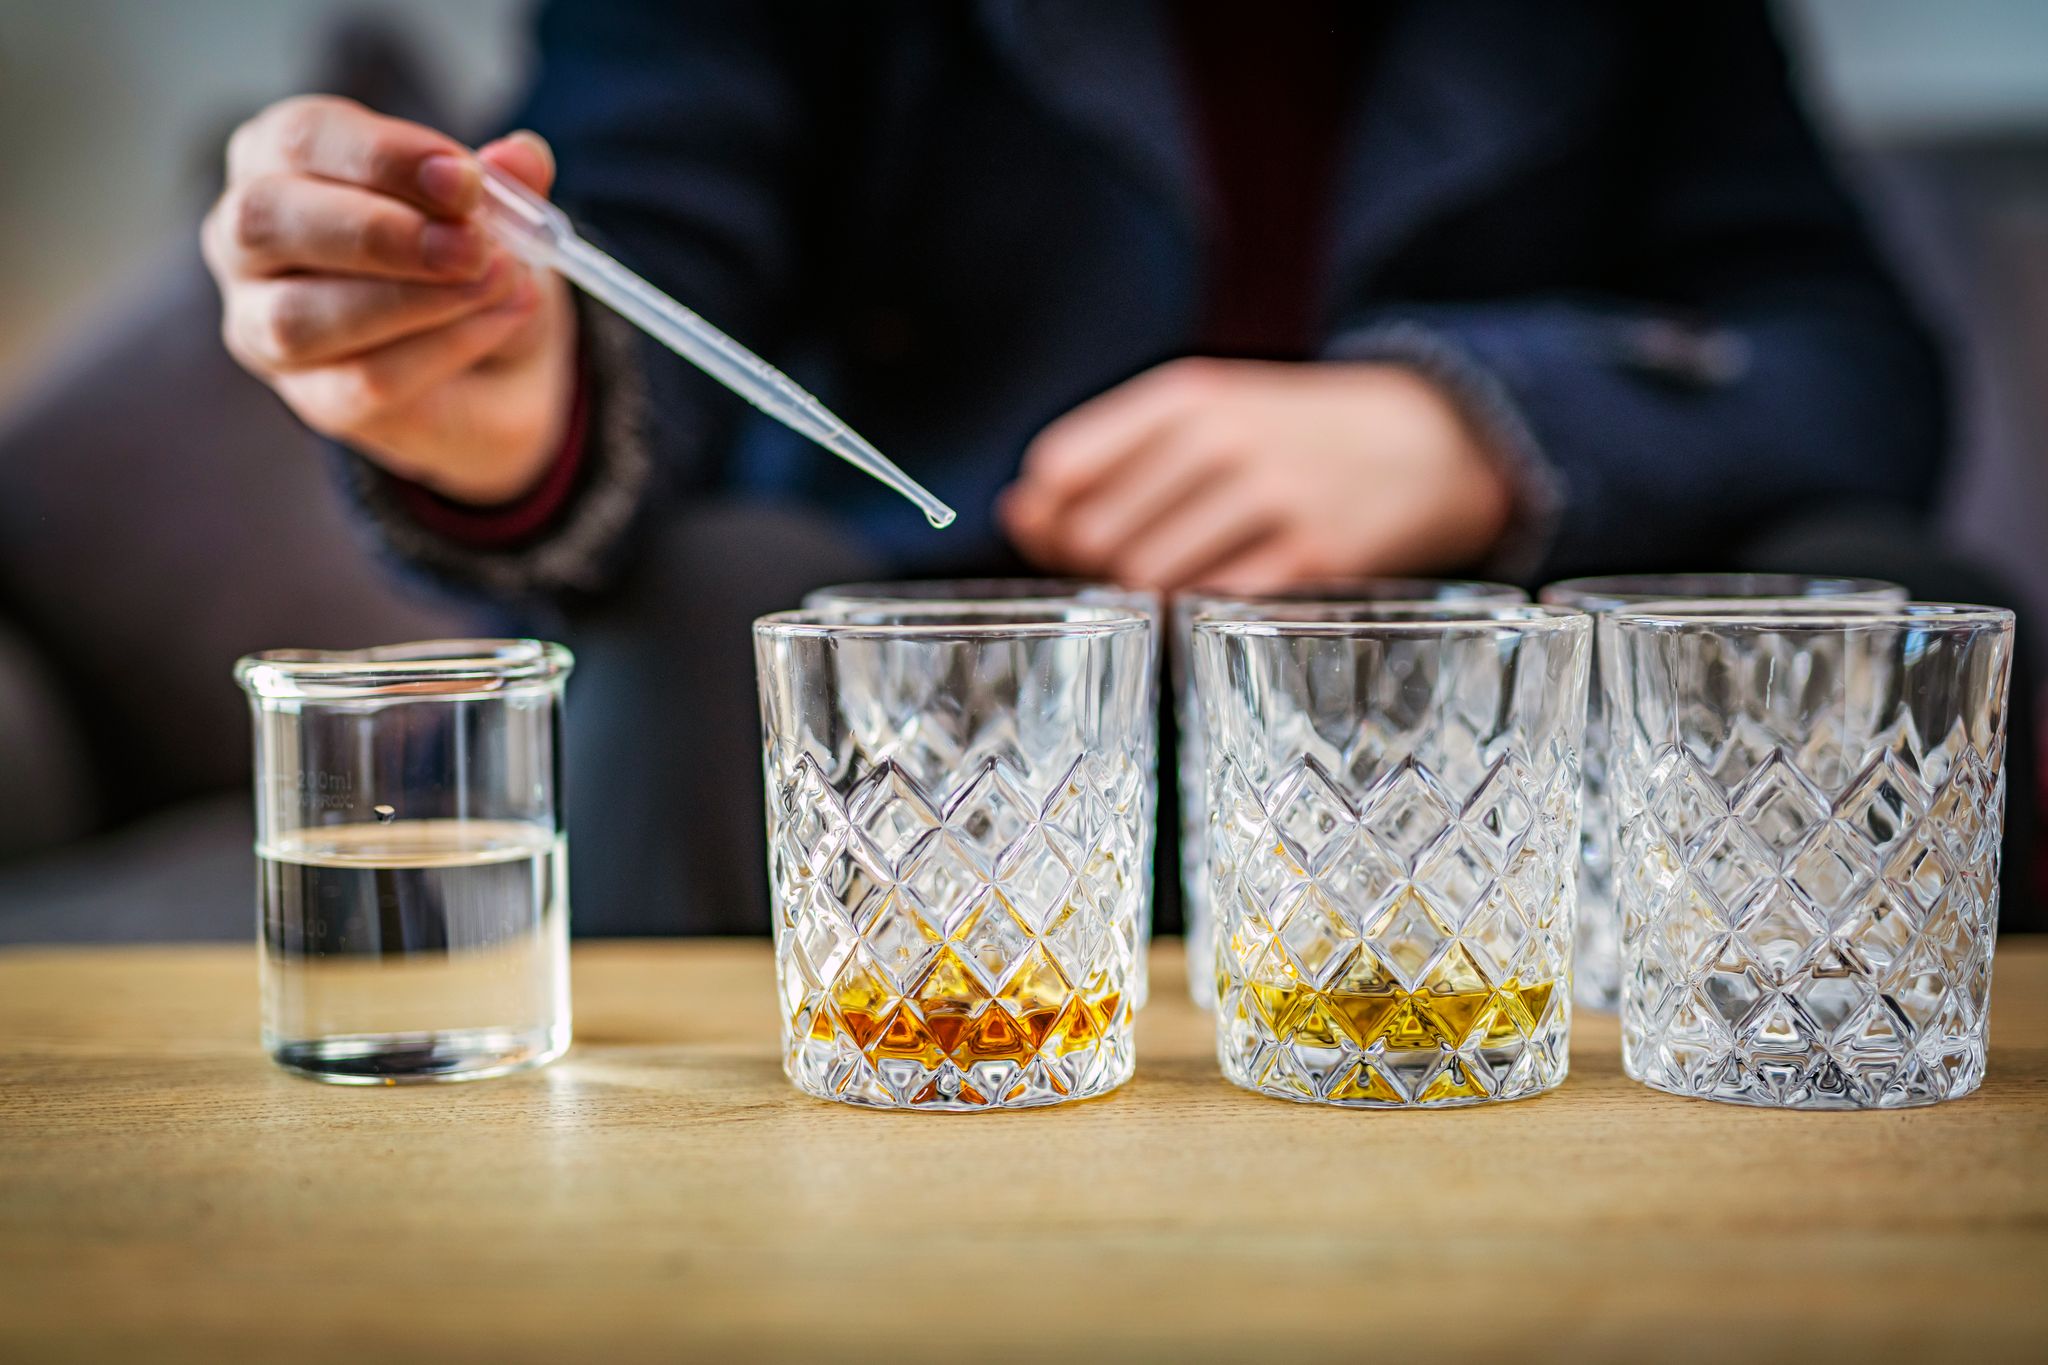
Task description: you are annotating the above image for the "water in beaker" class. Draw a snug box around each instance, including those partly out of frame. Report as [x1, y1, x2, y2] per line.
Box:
[235, 640, 574, 1083]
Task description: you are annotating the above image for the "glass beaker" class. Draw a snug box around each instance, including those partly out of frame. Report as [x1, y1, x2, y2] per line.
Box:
[1172, 579, 1527, 1008]
[755, 604, 1155, 1109]
[234, 639, 574, 1083]
[1539, 574, 1907, 1013]
[1607, 601, 2013, 1108]
[1194, 605, 1590, 1106]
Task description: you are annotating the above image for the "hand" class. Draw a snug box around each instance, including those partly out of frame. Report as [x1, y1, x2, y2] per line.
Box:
[999, 358, 1514, 592]
[202, 95, 577, 504]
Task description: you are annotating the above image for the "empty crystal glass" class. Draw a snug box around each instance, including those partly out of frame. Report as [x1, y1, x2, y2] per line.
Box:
[1195, 606, 1589, 1107]
[755, 604, 1155, 1109]
[1174, 580, 1526, 1007]
[1608, 601, 2014, 1108]
[1540, 575, 1907, 1012]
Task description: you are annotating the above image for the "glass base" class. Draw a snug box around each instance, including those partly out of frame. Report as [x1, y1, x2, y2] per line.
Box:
[1221, 1042, 1568, 1108]
[786, 1037, 1135, 1112]
[1216, 977, 1572, 1108]
[268, 1024, 569, 1084]
[1624, 1051, 1985, 1110]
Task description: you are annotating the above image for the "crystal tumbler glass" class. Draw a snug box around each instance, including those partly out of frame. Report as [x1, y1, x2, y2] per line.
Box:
[1173, 579, 1526, 1007]
[805, 579, 1164, 1006]
[235, 640, 573, 1084]
[1609, 602, 2014, 1108]
[1540, 575, 1907, 1013]
[1195, 606, 1589, 1107]
[755, 604, 1155, 1110]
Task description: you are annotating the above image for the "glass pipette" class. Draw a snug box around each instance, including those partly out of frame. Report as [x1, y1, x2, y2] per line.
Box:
[474, 163, 956, 529]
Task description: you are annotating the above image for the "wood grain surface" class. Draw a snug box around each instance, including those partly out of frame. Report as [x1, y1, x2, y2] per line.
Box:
[2, 939, 2043, 1364]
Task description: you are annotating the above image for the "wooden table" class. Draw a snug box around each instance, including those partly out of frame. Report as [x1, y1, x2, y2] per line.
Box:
[2, 941, 2044, 1364]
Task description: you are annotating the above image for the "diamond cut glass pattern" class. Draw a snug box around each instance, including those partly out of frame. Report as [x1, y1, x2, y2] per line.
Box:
[756, 605, 1154, 1110]
[1608, 602, 2013, 1109]
[1540, 575, 1907, 1013]
[1171, 581, 1527, 1008]
[1194, 607, 1589, 1107]
[805, 578, 1163, 1006]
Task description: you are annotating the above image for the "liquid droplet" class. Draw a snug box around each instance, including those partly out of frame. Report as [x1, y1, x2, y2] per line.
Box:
[373, 804, 396, 824]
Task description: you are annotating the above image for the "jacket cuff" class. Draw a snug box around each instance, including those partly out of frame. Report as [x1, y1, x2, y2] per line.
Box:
[1324, 320, 1565, 581]
[385, 378, 591, 549]
[342, 294, 653, 599]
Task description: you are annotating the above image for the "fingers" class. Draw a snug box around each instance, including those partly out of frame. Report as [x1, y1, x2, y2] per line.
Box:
[225, 257, 523, 372]
[206, 174, 491, 283]
[1007, 358, 1229, 536]
[273, 280, 542, 440]
[1043, 429, 1233, 572]
[1109, 475, 1280, 589]
[229, 94, 478, 216]
[201, 97, 579, 502]
[478, 131, 556, 195]
[1189, 539, 1313, 596]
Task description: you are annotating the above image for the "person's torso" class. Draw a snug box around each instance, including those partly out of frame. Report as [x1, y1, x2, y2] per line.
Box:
[604, 1, 1656, 568]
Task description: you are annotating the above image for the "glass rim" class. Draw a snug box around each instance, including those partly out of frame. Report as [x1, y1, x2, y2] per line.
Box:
[1180, 577, 1525, 614]
[756, 603, 1152, 640]
[1182, 597, 1534, 627]
[1608, 600, 2014, 630]
[234, 638, 573, 699]
[805, 576, 1154, 605]
[1540, 573, 1904, 610]
[1191, 603, 1589, 638]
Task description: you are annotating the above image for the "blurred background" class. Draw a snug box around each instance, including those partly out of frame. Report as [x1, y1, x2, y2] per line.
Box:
[0, 0, 2043, 936]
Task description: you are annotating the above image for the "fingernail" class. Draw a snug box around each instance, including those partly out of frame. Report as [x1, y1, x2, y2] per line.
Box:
[507, 130, 555, 177]
[417, 155, 477, 213]
[422, 222, 485, 275]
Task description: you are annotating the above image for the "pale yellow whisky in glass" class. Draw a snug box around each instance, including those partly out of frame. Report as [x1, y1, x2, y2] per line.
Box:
[1217, 923, 1569, 1108]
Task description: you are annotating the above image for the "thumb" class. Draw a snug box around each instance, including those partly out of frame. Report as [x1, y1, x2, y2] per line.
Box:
[477, 130, 555, 197]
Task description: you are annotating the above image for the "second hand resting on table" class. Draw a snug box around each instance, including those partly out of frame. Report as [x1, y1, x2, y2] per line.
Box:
[203, 96, 1514, 585]
[999, 357, 1513, 593]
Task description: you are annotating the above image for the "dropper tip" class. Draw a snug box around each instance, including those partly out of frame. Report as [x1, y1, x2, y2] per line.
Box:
[924, 507, 958, 529]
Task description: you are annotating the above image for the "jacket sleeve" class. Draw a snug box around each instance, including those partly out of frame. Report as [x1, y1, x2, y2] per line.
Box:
[1327, 3, 1948, 577]
[344, 0, 844, 600]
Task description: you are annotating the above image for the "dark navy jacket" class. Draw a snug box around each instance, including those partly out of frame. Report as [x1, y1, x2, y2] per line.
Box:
[383, 0, 1945, 591]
